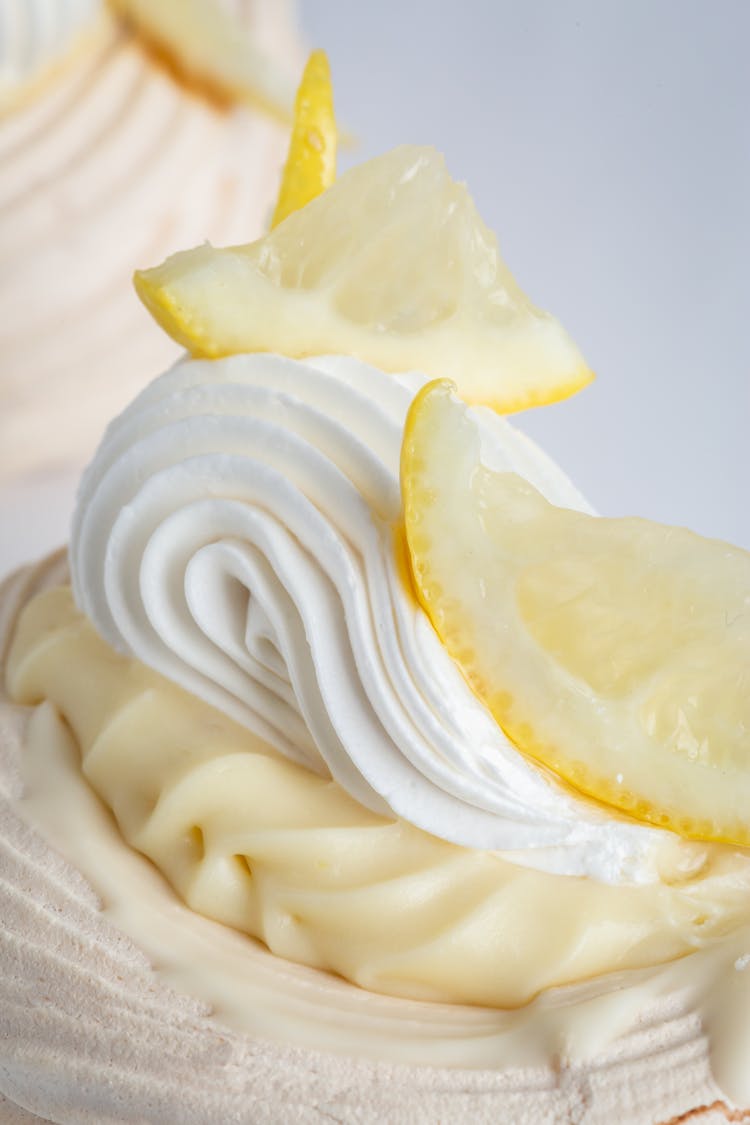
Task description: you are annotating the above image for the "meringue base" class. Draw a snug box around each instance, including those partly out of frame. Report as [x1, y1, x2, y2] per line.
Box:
[1, 557, 750, 1123]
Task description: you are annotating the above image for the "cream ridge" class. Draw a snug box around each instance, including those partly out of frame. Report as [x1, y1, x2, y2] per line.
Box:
[0, 0, 101, 105]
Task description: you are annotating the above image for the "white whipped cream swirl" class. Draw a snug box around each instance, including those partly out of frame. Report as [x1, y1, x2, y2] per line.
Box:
[71, 354, 661, 883]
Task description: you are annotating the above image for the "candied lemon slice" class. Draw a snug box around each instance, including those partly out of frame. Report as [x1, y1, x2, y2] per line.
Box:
[110, 0, 295, 119]
[402, 380, 750, 844]
[134, 145, 592, 412]
[271, 49, 336, 229]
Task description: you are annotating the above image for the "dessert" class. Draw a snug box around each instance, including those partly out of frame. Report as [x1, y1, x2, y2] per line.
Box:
[2, 53, 750, 1125]
[0, 0, 301, 569]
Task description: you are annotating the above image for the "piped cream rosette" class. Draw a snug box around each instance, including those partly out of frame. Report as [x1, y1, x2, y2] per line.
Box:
[69, 352, 660, 880]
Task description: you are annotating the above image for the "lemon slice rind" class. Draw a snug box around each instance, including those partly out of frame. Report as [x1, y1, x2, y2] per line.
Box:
[402, 380, 750, 845]
[110, 0, 296, 119]
[271, 49, 336, 229]
[135, 147, 592, 413]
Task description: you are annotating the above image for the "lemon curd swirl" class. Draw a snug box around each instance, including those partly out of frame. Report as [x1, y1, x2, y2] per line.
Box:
[8, 352, 750, 1008]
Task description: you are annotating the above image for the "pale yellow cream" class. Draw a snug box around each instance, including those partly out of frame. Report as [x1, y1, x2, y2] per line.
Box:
[9, 584, 750, 1009]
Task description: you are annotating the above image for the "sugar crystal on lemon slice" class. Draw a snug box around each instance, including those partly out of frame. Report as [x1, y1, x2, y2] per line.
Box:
[402, 379, 750, 844]
[135, 142, 593, 411]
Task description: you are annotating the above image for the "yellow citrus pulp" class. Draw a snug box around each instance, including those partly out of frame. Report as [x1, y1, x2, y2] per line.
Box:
[134, 52, 591, 412]
[402, 379, 750, 845]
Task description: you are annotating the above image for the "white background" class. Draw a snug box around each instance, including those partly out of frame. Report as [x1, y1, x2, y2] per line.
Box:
[298, 0, 749, 548]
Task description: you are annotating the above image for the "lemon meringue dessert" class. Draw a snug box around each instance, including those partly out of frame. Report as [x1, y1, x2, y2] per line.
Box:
[0, 0, 300, 522]
[2, 52, 750, 1125]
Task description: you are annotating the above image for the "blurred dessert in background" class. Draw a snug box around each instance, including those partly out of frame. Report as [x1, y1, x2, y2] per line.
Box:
[0, 0, 301, 573]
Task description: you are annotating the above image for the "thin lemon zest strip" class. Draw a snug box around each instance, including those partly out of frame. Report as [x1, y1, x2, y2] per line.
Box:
[271, 49, 337, 228]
